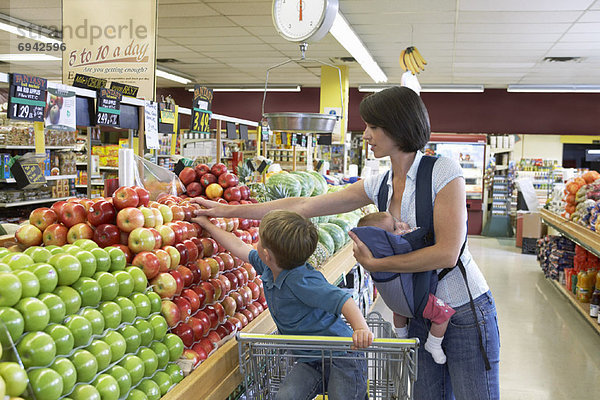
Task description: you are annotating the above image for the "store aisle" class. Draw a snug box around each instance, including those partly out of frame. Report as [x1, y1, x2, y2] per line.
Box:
[372, 236, 600, 399]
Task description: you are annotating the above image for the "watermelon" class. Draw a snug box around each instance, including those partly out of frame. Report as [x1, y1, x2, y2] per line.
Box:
[291, 171, 314, 197]
[307, 171, 328, 196]
[311, 215, 331, 224]
[308, 242, 331, 268]
[318, 227, 335, 255]
[329, 218, 353, 241]
[266, 173, 303, 198]
[319, 223, 346, 252]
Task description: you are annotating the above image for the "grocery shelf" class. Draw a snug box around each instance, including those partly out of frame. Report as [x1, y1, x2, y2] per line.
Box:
[157, 155, 172, 158]
[100, 166, 118, 171]
[162, 243, 355, 400]
[0, 196, 70, 208]
[46, 146, 77, 150]
[489, 147, 513, 154]
[549, 279, 600, 336]
[76, 163, 87, 166]
[540, 209, 600, 258]
[0, 174, 76, 183]
[0, 145, 35, 149]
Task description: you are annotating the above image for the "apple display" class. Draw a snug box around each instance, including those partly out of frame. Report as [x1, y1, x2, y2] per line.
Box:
[87, 201, 116, 226]
[116, 207, 145, 233]
[132, 251, 160, 279]
[59, 202, 87, 228]
[43, 223, 68, 246]
[112, 187, 139, 210]
[29, 207, 58, 231]
[15, 224, 43, 247]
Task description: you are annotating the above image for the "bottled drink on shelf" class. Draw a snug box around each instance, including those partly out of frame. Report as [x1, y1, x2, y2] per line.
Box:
[577, 270, 592, 303]
[590, 290, 600, 318]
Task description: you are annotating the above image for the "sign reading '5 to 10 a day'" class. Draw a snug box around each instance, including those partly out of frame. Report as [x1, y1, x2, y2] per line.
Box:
[191, 85, 213, 134]
[96, 88, 122, 127]
[8, 74, 47, 122]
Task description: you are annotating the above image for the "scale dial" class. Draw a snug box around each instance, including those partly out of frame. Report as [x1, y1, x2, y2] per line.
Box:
[272, 0, 339, 43]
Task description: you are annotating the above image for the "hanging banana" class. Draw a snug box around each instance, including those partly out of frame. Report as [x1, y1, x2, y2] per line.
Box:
[399, 49, 407, 72]
[399, 46, 427, 75]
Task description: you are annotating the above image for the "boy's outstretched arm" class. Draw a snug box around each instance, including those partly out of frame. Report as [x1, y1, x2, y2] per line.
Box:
[341, 298, 374, 349]
[192, 216, 253, 263]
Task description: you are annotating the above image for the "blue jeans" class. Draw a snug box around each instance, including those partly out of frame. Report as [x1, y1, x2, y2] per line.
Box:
[409, 291, 500, 400]
[275, 355, 368, 400]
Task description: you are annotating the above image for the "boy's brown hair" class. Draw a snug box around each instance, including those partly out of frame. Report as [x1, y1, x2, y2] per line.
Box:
[259, 210, 318, 269]
[357, 212, 393, 228]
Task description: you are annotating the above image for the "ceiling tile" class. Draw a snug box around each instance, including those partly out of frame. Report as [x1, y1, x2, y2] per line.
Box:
[577, 10, 600, 22]
[158, 16, 235, 28]
[157, 3, 217, 17]
[458, 23, 571, 34]
[227, 15, 272, 27]
[204, 1, 272, 15]
[459, 11, 581, 24]
[459, 0, 593, 11]
[456, 33, 562, 43]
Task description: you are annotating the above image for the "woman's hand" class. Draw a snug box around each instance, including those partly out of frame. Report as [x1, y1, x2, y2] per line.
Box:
[191, 215, 212, 229]
[348, 231, 378, 271]
[190, 197, 228, 218]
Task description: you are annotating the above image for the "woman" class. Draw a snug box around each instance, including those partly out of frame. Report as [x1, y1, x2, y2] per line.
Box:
[193, 86, 500, 399]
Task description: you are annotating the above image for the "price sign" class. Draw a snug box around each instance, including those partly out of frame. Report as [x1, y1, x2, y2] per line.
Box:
[159, 102, 176, 134]
[10, 160, 46, 189]
[191, 85, 213, 134]
[257, 160, 268, 174]
[191, 109, 212, 134]
[8, 74, 47, 122]
[96, 88, 121, 127]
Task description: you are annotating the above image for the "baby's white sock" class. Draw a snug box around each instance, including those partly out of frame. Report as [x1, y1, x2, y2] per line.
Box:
[394, 326, 409, 338]
[424, 332, 446, 364]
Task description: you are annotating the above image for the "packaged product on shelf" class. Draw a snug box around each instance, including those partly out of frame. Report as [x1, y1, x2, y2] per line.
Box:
[1, 153, 11, 178]
[538, 235, 575, 281]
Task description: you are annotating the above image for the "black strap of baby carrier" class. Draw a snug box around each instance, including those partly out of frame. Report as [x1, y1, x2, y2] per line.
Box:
[377, 171, 390, 212]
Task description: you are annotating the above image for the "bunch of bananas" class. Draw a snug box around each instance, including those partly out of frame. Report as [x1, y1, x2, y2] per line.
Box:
[400, 46, 427, 75]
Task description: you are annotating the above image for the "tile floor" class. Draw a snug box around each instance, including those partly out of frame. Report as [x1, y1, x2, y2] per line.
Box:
[372, 236, 600, 400]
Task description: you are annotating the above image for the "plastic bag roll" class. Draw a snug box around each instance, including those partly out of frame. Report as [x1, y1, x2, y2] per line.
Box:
[119, 148, 135, 187]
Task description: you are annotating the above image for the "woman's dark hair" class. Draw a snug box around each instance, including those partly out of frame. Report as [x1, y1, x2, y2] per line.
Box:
[359, 86, 431, 152]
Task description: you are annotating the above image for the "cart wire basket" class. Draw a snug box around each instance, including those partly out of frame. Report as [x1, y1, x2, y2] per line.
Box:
[237, 311, 419, 400]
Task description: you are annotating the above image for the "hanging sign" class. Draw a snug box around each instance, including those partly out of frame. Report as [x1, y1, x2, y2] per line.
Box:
[110, 81, 139, 98]
[10, 159, 46, 189]
[72, 73, 107, 90]
[191, 86, 213, 134]
[158, 102, 176, 134]
[96, 88, 121, 127]
[45, 88, 77, 131]
[8, 74, 47, 122]
[144, 100, 159, 149]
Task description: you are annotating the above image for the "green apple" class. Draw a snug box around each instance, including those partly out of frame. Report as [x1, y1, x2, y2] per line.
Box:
[0, 272, 22, 306]
[3, 252, 34, 270]
[163, 333, 184, 361]
[118, 355, 145, 385]
[93, 374, 120, 400]
[150, 341, 170, 369]
[125, 266, 148, 293]
[30, 263, 58, 293]
[94, 272, 119, 301]
[107, 247, 126, 272]
[113, 270, 134, 297]
[24, 246, 52, 263]
[15, 297, 49, 331]
[0, 362, 28, 397]
[53, 286, 82, 315]
[146, 291, 161, 314]
[0, 307, 24, 346]
[118, 325, 141, 354]
[38, 293, 66, 324]
[129, 292, 151, 318]
[87, 339, 112, 371]
[64, 314, 93, 347]
[48, 254, 82, 286]
[12, 269, 40, 298]
[137, 379, 161, 400]
[0, 375, 4, 398]
[62, 245, 79, 254]
[90, 248, 111, 273]
[72, 277, 102, 307]
[28, 367, 63, 400]
[17, 331, 56, 368]
[44, 324, 74, 356]
[0, 263, 10, 272]
[152, 371, 172, 396]
[69, 349, 98, 383]
[48, 246, 65, 255]
[138, 347, 158, 377]
[70, 384, 101, 400]
[165, 364, 184, 385]
[99, 301, 122, 329]
[50, 357, 77, 395]
[149, 314, 168, 341]
[103, 331, 127, 363]
[0, 248, 9, 258]
[74, 238, 99, 251]
[134, 319, 154, 347]
[108, 365, 131, 397]
[115, 296, 136, 324]
[81, 308, 105, 335]
[126, 388, 148, 400]
[73, 250, 97, 278]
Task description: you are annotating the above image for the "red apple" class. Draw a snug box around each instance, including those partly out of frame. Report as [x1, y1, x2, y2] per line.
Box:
[243, 263, 257, 281]
[238, 287, 251, 308]
[215, 197, 228, 205]
[191, 237, 204, 259]
[194, 163, 210, 177]
[171, 206, 185, 221]
[132, 251, 160, 279]
[183, 240, 198, 263]
[182, 206, 194, 222]
[200, 173, 217, 188]
[157, 225, 176, 247]
[238, 218, 251, 231]
[192, 287, 207, 309]
[247, 281, 260, 301]
[205, 258, 219, 279]
[188, 317, 205, 342]
[218, 274, 232, 295]
[59, 202, 87, 228]
[181, 349, 201, 367]
[247, 227, 259, 244]
[195, 259, 211, 281]
[224, 272, 239, 291]
[153, 249, 171, 272]
[186, 182, 203, 198]
[113, 186, 139, 209]
[174, 243, 188, 266]
[239, 185, 250, 200]
[246, 303, 260, 319]
[234, 312, 248, 328]
[228, 317, 242, 332]
[162, 246, 180, 269]
[128, 227, 156, 253]
[210, 163, 228, 177]
[218, 173, 238, 189]
[209, 278, 224, 301]
[148, 228, 162, 249]
[179, 168, 198, 186]
[110, 244, 133, 264]
[173, 296, 192, 322]
[161, 299, 181, 327]
[87, 200, 116, 226]
[204, 305, 219, 329]
[241, 308, 254, 323]
[219, 253, 235, 272]
[29, 207, 58, 231]
[166, 222, 184, 244]
[173, 322, 194, 347]
[181, 289, 200, 313]
[234, 257, 244, 268]
[50, 200, 67, 216]
[229, 291, 244, 312]
[67, 222, 94, 243]
[120, 230, 129, 246]
[15, 224, 43, 247]
[193, 340, 214, 357]
[201, 237, 219, 256]
[233, 268, 248, 287]
[176, 265, 194, 288]
[199, 282, 215, 304]
[252, 301, 264, 314]
[150, 272, 178, 298]
[116, 207, 145, 233]
[213, 255, 225, 273]
[222, 296, 236, 317]
[215, 325, 228, 340]
[133, 186, 150, 207]
[169, 270, 184, 295]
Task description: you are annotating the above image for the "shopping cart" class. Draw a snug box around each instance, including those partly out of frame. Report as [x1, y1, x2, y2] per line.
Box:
[237, 311, 419, 400]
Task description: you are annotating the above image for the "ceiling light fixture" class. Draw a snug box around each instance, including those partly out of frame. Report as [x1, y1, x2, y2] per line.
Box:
[0, 14, 61, 44]
[0, 54, 61, 62]
[156, 68, 192, 85]
[507, 84, 600, 93]
[329, 12, 387, 83]
[188, 85, 301, 92]
[358, 84, 484, 93]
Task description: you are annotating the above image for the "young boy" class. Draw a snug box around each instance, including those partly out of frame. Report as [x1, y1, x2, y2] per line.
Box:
[193, 210, 373, 400]
[356, 212, 455, 364]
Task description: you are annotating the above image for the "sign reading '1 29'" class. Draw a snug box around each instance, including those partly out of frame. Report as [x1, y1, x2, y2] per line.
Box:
[8, 73, 47, 121]
[96, 88, 122, 127]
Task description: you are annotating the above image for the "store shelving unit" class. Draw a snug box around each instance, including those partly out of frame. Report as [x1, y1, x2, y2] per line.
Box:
[162, 243, 356, 400]
[540, 209, 600, 335]
[0, 196, 71, 208]
[483, 146, 514, 237]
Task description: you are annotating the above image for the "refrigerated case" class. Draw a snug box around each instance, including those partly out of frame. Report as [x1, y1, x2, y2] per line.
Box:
[425, 134, 487, 235]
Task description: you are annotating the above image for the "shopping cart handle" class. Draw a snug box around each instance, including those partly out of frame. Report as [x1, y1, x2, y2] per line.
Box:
[236, 332, 419, 347]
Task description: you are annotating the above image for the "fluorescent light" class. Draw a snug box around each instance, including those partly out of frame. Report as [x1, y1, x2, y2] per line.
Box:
[0, 54, 60, 61]
[0, 21, 61, 44]
[188, 85, 301, 92]
[507, 84, 600, 93]
[358, 84, 484, 93]
[330, 12, 387, 83]
[588, 150, 600, 154]
[156, 68, 192, 85]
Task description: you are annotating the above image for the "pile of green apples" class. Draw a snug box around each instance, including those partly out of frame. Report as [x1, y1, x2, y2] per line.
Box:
[0, 238, 185, 400]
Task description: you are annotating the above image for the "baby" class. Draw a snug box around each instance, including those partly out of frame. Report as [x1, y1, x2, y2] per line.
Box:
[357, 211, 455, 364]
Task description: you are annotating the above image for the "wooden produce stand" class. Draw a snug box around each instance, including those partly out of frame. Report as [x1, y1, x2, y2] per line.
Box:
[162, 243, 356, 400]
[540, 209, 600, 335]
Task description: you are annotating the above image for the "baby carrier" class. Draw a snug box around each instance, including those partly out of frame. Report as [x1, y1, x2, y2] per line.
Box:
[351, 155, 490, 370]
